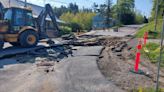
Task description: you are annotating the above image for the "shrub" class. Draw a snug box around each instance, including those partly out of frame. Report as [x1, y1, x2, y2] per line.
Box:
[60, 26, 72, 35]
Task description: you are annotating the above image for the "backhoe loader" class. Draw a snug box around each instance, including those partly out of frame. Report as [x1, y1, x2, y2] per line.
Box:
[0, 3, 60, 49]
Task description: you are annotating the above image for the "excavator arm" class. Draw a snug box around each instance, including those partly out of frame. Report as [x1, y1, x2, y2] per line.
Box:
[37, 4, 60, 39]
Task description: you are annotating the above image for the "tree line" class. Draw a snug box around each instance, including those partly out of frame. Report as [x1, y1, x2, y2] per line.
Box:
[54, 1, 151, 32]
[93, 0, 148, 25]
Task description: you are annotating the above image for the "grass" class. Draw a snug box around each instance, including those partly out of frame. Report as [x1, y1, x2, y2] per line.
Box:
[132, 88, 164, 92]
[136, 19, 163, 39]
[141, 42, 164, 66]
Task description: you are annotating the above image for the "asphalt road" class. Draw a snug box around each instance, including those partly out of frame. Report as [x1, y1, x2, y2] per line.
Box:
[0, 46, 125, 92]
[85, 25, 143, 37]
[0, 25, 143, 92]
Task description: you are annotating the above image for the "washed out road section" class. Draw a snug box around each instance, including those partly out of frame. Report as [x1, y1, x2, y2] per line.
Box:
[0, 46, 124, 92]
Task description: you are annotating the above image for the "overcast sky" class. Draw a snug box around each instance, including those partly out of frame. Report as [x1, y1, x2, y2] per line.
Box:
[23, 0, 153, 17]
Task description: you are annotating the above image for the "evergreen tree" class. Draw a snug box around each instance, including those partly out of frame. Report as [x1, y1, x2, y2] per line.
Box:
[116, 0, 135, 24]
[105, 0, 112, 28]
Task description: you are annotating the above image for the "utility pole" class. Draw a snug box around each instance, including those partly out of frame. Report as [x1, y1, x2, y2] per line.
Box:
[155, 10, 164, 92]
[24, 0, 27, 7]
[154, 0, 159, 32]
[106, 0, 111, 29]
[9, 0, 11, 7]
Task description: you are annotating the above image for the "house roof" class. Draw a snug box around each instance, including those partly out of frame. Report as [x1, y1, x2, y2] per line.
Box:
[0, 0, 65, 23]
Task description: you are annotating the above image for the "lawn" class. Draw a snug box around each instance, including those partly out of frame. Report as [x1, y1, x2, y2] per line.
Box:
[136, 19, 163, 39]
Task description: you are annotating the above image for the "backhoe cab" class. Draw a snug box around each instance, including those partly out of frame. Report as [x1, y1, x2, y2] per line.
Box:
[0, 4, 60, 48]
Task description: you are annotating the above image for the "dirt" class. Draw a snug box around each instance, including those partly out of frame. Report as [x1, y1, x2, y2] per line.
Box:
[97, 37, 164, 91]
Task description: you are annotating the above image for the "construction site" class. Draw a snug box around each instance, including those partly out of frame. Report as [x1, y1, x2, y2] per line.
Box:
[0, 0, 164, 92]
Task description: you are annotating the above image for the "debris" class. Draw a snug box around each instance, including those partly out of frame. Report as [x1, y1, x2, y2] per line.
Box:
[99, 56, 104, 59]
[116, 53, 122, 56]
[61, 34, 78, 40]
[114, 47, 122, 52]
[36, 61, 54, 67]
[98, 38, 156, 91]
[45, 69, 49, 73]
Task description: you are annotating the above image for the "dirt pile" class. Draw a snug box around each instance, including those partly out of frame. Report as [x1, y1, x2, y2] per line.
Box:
[97, 37, 160, 91]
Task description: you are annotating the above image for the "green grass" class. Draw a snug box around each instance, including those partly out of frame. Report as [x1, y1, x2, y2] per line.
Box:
[133, 88, 164, 92]
[136, 19, 163, 39]
[141, 42, 164, 65]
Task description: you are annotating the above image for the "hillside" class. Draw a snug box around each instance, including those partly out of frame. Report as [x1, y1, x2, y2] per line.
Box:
[136, 19, 163, 38]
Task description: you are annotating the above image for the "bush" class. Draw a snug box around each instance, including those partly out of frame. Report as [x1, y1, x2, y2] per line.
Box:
[70, 23, 81, 32]
[135, 12, 144, 24]
[60, 12, 96, 31]
[60, 26, 72, 35]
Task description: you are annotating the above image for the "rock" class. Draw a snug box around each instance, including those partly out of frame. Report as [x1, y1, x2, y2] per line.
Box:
[116, 53, 122, 56]
[36, 61, 54, 67]
[110, 46, 115, 51]
[115, 47, 122, 52]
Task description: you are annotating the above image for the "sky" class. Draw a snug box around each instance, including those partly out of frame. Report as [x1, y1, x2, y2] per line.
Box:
[24, 0, 153, 17]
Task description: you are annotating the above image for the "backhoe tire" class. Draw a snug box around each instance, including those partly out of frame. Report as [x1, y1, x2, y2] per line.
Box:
[19, 30, 39, 48]
[0, 41, 4, 50]
[10, 42, 20, 47]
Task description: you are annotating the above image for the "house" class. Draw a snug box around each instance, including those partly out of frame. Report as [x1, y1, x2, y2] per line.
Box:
[92, 14, 116, 30]
[0, 0, 65, 37]
[0, 0, 65, 22]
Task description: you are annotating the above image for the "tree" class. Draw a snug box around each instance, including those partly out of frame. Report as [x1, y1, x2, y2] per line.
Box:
[143, 16, 148, 23]
[151, 0, 164, 19]
[135, 11, 145, 24]
[82, 7, 92, 13]
[94, 0, 112, 28]
[116, 0, 135, 24]
[53, 5, 69, 18]
[106, 0, 112, 28]
[68, 3, 79, 14]
[98, 4, 107, 15]
[53, 3, 79, 18]
[92, 2, 98, 13]
[60, 12, 96, 31]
